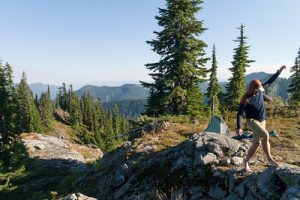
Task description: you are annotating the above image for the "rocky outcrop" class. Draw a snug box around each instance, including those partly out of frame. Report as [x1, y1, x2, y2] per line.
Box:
[54, 108, 71, 125]
[22, 133, 103, 172]
[61, 193, 97, 200]
[73, 131, 300, 200]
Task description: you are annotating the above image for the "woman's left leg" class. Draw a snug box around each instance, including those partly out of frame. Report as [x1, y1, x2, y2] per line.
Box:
[244, 140, 260, 171]
[257, 121, 279, 167]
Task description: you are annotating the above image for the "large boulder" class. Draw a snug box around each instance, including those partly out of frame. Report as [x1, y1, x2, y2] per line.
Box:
[22, 133, 103, 172]
[61, 193, 97, 200]
[280, 186, 300, 200]
[75, 132, 246, 199]
[275, 163, 300, 187]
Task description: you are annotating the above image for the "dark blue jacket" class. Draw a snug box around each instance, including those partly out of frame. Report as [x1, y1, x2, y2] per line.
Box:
[236, 71, 281, 129]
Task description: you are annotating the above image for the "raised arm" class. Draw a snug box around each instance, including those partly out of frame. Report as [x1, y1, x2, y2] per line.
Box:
[262, 65, 286, 89]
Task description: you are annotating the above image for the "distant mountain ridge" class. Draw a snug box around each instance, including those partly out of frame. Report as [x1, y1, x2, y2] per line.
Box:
[28, 71, 289, 102]
[29, 83, 59, 100]
[76, 84, 149, 102]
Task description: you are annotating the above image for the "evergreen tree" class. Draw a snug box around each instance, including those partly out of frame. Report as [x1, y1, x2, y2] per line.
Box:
[81, 92, 95, 131]
[0, 61, 11, 171]
[113, 104, 120, 136]
[103, 110, 115, 150]
[94, 99, 104, 131]
[186, 85, 205, 118]
[120, 114, 129, 134]
[69, 87, 83, 126]
[93, 99, 105, 148]
[56, 83, 68, 110]
[15, 72, 43, 133]
[39, 88, 54, 132]
[288, 48, 300, 102]
[35, 94, 39, 108]
[2, 63, 15, 133]
[206, 45, 222, 115]
[225, 25, 254, 110]
[0, 63, 26, 171]
[141, 0, 209, 116]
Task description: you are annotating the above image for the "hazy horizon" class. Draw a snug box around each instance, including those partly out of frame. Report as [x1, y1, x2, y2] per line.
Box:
[27, 71, 288, 91]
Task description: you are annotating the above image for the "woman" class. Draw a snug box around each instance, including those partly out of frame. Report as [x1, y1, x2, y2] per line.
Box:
[236, 65, 286, 172]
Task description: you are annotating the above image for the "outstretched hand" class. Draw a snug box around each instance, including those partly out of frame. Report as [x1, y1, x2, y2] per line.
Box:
[279, 65, 286, 73]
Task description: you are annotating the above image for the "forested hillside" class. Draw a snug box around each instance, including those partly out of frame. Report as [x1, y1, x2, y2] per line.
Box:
[76, 84, 148, 101]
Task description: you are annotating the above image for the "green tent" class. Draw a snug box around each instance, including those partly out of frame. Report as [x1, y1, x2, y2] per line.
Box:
[205, 115, 230, 134]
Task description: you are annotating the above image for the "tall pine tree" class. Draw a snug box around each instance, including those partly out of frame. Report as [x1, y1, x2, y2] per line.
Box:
[225, 25, 254, 110]
[93, 99, 105, 148]
[15, 72, 43, 133]
[113, 104, 120, 136]
[0, 63, 26, 171]
[56, 83, 68, 110]
[103, 110, 115, 150]
[141, 0, 209, 116]
[39, 88, 54, 132]
[69, 87, 83, 127]
[81, 92, 95, 131]
[288, 48, 300, 102]
[206, 45, 222, 115]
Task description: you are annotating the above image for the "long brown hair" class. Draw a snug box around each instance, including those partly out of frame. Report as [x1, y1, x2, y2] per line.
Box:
[240, 80, 262, 104]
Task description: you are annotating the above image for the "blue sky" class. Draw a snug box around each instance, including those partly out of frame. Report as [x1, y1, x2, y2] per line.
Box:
[0, 0, 299, 87]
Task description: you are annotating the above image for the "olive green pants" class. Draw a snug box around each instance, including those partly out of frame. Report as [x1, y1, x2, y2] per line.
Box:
[246, 118, 268, 141]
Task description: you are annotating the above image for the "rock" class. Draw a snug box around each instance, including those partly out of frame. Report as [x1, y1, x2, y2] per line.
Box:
[23, 133, 103, 162]
[22, 133, 103, 172]
[209, 185, 227, 199]
[276, 163, 300, 187]
[34, 144, 45, 150]
[280, 186, 300, 200]
[213, 171, 222, 177]
[129, 121, 173, 140]
[54, 108, 71, 125]
[202, 132, 242, 152]
[73, 128, 300, 200]
[249, 158, 259, 166]
[239, 145, 248, 152]
[194, 138, 204, 149]
[114, 181, 130, 199]
[170, 188, 186, 200]
[234, 150, 245, 157]
[231, 156, 243, 165]
[112, 164, 129, 188]
[220, 158, 231, 166]
[171, 156, 192, 172]
[201, 153, 219, 165]
[244, 191, 257, 200]
[234, 180, 248, 198]
[193, 150, 207, 166]
[226, 172, 237, 193]
[143, 145, 154, 153]
[206, 142, 224, 157]
[256, 166, 285, 199]
[61, 193, 97, 200]
[189, 186, 204, 200]
[224, 193, 242, 200]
